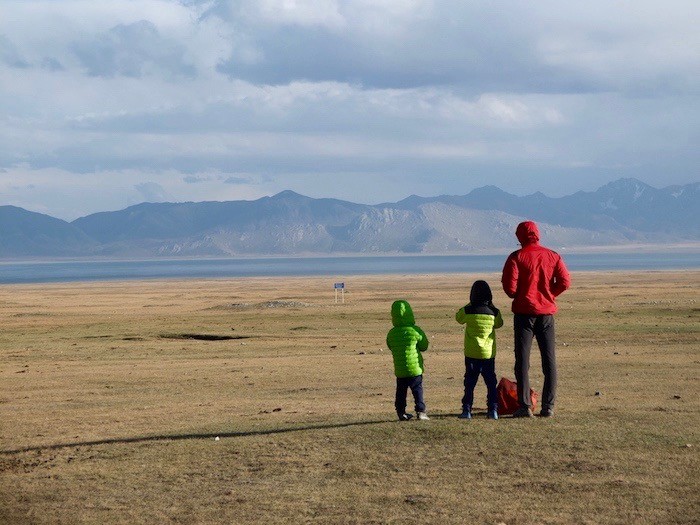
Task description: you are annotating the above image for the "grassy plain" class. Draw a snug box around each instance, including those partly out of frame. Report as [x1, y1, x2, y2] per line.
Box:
[1, 271, 698, 524]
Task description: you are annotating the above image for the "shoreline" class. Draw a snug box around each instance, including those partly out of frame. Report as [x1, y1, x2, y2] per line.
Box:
[1, 242, 699, 264]
[2, 252, 698, 285]
[2, 268, 698, 289]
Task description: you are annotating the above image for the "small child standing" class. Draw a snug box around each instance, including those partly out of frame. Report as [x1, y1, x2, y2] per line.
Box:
[386, 300, 430, 421]
[456, 280, 504, 420]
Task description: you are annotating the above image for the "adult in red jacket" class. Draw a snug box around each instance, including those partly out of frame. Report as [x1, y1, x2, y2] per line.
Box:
[502, 221, 570, 417]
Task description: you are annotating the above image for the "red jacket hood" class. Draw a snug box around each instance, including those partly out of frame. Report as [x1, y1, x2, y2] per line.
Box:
[516, 221, 540, 246]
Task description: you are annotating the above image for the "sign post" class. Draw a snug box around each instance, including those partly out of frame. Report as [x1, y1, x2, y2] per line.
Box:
[334, 282, 345, 304]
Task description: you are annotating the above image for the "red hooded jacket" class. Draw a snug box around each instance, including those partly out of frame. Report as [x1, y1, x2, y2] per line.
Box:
[501, 221, 571, 315]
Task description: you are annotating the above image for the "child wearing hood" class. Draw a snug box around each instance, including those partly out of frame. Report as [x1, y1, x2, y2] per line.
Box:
[387, 300, 430, 421]
[456, 280, 504, 419]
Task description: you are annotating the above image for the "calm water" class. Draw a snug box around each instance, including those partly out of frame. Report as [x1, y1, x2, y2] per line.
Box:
[1, 252, 698, 284]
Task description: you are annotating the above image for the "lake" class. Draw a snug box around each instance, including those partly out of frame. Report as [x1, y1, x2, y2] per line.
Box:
[1, 252, 699, 284]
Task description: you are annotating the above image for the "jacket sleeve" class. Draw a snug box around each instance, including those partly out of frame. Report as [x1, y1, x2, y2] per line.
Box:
[551, 255, 571, 297]
[415, 326, 429, 352]
[494, 308, 504, 329]
[501, 254, 518, 298]
[455, 306, 468, 324]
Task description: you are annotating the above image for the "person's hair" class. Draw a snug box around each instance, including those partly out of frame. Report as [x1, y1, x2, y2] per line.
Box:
[470, 280, 493, 304]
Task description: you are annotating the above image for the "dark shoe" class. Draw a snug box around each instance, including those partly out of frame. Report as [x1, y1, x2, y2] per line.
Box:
[458, 410, 472, 420]
[487, 409, 499, 420]
[540, 408, 554, 418]
[512, 407, 534, 418]
[398, 413, 413, 421]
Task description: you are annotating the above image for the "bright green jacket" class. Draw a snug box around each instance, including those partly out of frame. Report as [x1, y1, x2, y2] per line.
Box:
[386, 300, 429, 378]
[455, 303, 503, 359]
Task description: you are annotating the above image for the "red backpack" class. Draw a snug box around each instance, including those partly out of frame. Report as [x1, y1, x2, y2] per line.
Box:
[497, 377, 538, 415]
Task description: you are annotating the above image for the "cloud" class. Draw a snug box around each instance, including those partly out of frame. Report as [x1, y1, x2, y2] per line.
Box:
[0, 166, 267, 220]
[40, 57, 64, 71]
[253, 0, 346, 28]
[71, 20, 196, 78]
[224, 176, 251, 184]
[208, 1, 700, 94]
[0, 1, 227, 79]
[0, 35, 31, 68]
[0, 0, 697, 219]
[183, 175, 209, 183]
[134, 181, 170, 202]
[2, 1, 699, 93]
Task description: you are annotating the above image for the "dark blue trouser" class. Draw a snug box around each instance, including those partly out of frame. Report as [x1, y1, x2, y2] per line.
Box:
[395, 375, 425, 415]
[462, 357, 498, 412]
[514, 314, 557, 410]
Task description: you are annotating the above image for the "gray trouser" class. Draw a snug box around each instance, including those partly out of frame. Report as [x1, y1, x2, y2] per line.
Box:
[514, 314, 557, 410]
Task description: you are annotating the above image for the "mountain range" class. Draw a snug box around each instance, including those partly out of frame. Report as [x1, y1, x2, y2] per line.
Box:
[1, 178, 698, 258]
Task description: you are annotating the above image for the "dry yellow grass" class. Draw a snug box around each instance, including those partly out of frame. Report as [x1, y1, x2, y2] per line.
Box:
[1, 271, 698, 524]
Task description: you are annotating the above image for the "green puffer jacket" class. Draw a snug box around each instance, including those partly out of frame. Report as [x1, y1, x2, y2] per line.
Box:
[455, 303, 504, 359]
[386, 300, 429, 378]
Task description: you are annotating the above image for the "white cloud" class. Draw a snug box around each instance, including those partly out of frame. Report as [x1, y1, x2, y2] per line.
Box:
[254, 0, 346, 28]
[134, 181, 171, 202]
[0, 0, 228, 78]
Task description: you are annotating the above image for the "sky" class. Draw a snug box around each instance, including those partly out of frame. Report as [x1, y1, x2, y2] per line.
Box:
[0, 0, 698, 221]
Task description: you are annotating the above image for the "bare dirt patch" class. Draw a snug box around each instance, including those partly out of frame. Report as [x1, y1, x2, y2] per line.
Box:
[159, 333, 251, 341]
[211, 300, 314, 310]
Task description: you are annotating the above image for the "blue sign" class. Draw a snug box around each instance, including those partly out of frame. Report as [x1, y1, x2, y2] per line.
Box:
[334, 282, 345, 289]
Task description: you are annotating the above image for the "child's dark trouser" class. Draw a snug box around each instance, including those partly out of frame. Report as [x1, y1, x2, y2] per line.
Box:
[395, 375, 426, 415]
[462, 357, 497, 411]
[514, 313, 557, 410]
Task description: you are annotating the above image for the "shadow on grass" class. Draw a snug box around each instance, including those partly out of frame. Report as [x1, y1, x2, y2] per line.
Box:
[0, 418, 396, 455]
[1, 412, 509, 455]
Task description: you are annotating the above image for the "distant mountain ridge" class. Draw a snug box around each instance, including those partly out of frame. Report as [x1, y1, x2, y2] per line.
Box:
[1, 178, 698, 258]
[390, 178, 699, 236]
[0, 206, 97, 257]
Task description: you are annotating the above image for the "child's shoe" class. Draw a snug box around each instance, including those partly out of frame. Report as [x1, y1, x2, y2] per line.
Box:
[458, 410, 472, 419]
[487, 409, 499, 420]
[417, 412, 430, 421]
[398, 413, 414, 421]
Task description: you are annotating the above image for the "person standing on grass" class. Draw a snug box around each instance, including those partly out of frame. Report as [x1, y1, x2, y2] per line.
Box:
[386, 300, 430, 421]
[455, 280, 504, 420]
[501, 221, 571, 418]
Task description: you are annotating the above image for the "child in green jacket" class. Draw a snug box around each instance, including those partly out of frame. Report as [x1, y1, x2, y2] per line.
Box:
[387, 300, 430, 421]
[455, 280, 504, 420]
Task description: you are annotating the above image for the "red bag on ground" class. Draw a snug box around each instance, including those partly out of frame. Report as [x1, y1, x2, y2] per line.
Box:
[497, 377, 538, 415]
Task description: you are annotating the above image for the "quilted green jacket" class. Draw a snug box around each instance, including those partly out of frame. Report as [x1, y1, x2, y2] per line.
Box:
[386, 300, 429, 378]
[455, 303, 504, 359]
